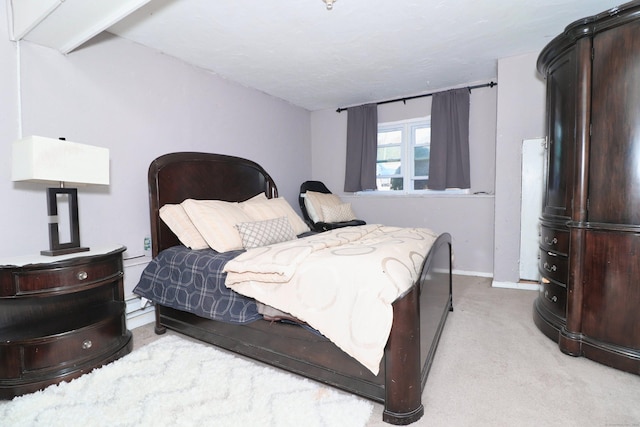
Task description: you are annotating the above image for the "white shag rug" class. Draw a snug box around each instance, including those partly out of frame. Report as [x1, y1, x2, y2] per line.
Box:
[0, 335, 374, 427]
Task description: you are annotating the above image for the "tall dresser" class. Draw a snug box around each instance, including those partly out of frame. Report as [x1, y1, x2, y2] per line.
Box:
[534, 1, 640, 374]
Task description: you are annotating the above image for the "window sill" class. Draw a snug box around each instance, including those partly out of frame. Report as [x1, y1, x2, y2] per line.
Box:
[347, 191, 494, 199]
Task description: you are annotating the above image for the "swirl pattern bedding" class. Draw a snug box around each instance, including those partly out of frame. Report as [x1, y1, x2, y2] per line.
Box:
[224, 224, 438, 374]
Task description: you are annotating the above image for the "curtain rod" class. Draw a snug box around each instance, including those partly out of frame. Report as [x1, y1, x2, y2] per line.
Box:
[336, 81, 497, 113]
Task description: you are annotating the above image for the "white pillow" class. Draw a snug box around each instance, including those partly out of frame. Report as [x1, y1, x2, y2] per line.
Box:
[240, 196, 310, 235]
[302, 195, 320, 223]
[321, 203, 357, 223]
[304, 191, 343, 223]
[243, 193, 269, 203]
[235, 216, 296, 249]
[181, 199, 252, 252]
[159, 204, 209, 250]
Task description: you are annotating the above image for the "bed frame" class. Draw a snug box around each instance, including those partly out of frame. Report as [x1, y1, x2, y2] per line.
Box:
[147, 152, 453, 425]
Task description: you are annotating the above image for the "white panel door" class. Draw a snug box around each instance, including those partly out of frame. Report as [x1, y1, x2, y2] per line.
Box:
[519, 138, 545, 281]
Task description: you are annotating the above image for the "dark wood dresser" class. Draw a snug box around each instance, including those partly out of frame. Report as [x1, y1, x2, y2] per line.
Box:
[534, 1, 640, 375]
[0, 245, 133, 398]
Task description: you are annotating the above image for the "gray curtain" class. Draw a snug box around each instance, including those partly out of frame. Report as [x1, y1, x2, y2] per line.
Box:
[344, 103, 378, 192]
[428, 88, 470, 190]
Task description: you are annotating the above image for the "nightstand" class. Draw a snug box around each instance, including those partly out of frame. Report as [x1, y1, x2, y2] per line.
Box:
[0, 245, 133, 399]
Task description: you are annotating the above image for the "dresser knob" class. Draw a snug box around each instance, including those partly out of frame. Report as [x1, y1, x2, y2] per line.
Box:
[82, 340, 92, 350]
[77, 271, 88, 280]
[544, 290, 558, 303]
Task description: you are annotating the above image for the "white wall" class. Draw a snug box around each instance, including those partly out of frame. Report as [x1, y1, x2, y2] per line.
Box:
[0, 7, 311, 260]
[311, 57, 548, 281]
[493, 53, 546, 285]
[0, 7, 20, 254]
[310, 85, 498, 276]
[1, 0, 548, 283]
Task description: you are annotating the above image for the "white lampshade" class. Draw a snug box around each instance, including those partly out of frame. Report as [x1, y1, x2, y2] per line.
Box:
[12, 136, 109, 185]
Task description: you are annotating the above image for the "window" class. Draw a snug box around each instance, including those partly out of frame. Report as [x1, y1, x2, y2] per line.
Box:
[376, 117, 431, 192]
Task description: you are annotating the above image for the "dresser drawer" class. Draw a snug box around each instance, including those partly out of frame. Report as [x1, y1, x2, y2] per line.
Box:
[539, 249, 568, 285]
[540, 277, 567, 318]
[12, 258, 122, 295]
[540, 225, 569, 255]
[22, 314, 124, 374]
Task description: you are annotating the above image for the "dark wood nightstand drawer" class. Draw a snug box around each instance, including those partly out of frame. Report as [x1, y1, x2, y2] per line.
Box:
[12, 257, 122, 295]
[22, 313, 124, 374]
[0, 346, 21, 379]
[539, 249, 568, 285]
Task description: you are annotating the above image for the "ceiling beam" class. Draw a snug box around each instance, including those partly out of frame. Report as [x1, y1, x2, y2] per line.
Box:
[7, 0, 152, 54]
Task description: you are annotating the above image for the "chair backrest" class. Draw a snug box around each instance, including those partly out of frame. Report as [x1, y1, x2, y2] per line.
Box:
[300, 180, 331, 194]
[299, 180, 366, 232]
[299, 180, 331, 225]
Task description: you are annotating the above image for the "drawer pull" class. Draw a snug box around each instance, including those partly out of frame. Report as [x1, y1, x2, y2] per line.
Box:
[545, 236, 558, 246]
[82, 340, 93, 350]
[544, 290, 558, 303]
[77, 271, 88, 280]
[543, 262, 557, 273]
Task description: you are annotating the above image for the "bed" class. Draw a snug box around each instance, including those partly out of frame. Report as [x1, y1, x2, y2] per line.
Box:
[137, 152, 453, 425]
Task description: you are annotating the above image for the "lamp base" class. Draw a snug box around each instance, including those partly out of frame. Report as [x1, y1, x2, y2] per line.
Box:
[43, 187, 89, 257]
[41, 246, 90, 257]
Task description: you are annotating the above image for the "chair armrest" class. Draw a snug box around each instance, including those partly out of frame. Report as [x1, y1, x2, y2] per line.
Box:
[313, 220, 366, 232]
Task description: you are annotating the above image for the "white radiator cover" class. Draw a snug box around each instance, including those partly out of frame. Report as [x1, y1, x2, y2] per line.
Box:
[123, 255, 154, 329]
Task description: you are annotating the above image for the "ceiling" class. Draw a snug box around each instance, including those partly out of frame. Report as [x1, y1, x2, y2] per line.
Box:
[17, 0, 629, 111]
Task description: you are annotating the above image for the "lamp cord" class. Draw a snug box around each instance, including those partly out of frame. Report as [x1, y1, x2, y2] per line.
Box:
[16, 39, 22, 139]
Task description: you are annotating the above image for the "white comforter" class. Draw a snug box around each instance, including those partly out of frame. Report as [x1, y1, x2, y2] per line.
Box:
[224, 224, 438, 375]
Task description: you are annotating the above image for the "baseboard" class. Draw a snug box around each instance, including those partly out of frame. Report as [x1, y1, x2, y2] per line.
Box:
[125, 296, 155, 329]
[492, 280, 540, 291]
[126, 307, 155, 329]
[454, 271, 540, 291]
[452, 269, 492, 278]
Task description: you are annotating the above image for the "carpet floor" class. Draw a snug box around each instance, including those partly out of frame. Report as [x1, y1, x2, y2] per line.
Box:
[0, 335, 373, 427]
[3, 276, 639, 426]
[132, 276, 640, 426]
[132, 276, 640, 427]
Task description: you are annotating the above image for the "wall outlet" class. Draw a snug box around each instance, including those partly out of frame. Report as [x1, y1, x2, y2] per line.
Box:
[143, 236, 151, 256]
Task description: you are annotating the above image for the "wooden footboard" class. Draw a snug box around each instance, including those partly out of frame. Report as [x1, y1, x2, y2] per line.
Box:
[383, 232, 453, 424]
[153, 232, 453, 425]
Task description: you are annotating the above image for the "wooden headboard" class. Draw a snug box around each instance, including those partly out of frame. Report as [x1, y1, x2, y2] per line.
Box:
[147, 152, 278, 257]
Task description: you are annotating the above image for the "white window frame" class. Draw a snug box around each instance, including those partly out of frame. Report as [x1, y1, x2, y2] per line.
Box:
[373, 117, 469, 195]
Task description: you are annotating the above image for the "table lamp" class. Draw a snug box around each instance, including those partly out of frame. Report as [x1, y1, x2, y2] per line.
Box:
[12, 136, 110, 256]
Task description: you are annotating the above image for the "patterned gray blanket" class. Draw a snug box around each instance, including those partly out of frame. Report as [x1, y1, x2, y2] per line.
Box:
[133, 246, 261, 324]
